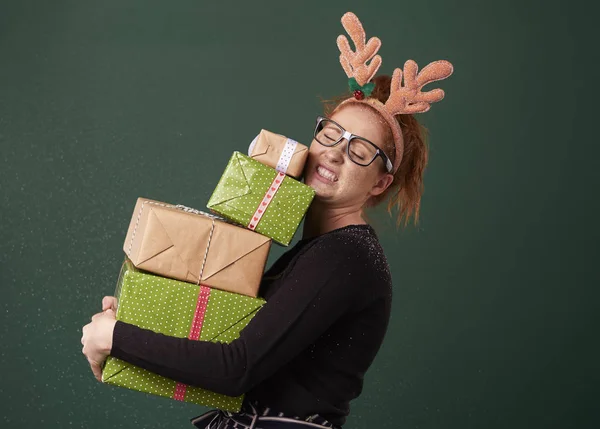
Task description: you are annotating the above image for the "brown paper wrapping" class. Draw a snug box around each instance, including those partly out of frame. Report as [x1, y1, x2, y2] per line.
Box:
[248, 129, 309, 179]
[123, 197, 271, 297]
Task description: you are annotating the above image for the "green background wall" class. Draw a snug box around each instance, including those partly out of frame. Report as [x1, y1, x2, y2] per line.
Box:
[1, 1, 596, 428]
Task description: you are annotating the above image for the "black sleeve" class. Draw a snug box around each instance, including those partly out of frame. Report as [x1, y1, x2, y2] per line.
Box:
[110, 238, 363, 397]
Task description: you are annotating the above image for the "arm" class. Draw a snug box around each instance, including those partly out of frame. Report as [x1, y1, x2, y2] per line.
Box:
[110, 239, 363, 397]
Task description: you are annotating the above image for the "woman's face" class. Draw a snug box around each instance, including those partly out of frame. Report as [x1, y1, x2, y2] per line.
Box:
[304, 104, 394, 208]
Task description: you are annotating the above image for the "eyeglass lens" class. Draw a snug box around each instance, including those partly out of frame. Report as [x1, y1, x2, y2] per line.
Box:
[315, 120, 378, 166]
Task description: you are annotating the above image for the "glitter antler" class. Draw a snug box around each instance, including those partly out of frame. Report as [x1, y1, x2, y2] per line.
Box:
[386, 60, 454, 114]
[333, 11, 455, 172]
[336, 12, 382, 88]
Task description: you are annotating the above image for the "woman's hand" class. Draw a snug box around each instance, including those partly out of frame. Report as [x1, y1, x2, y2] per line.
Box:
[102, 295, 118, 312]
[81, 301, 118, 382]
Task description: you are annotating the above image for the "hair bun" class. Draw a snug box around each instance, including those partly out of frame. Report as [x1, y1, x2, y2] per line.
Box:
[370, 75, 392, 105]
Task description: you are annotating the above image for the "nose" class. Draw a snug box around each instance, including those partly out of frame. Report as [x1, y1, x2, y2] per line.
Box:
[323, 142, 345, 165]
[323, 135, 350, 165]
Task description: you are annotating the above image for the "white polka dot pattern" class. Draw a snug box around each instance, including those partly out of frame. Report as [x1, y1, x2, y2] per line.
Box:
[207, 152, 315, 246]
[275, 138, 298, 174]
[102, 262, 266, 411]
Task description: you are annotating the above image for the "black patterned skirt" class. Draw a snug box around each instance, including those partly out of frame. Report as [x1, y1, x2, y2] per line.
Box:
[190, 400, 341, 429]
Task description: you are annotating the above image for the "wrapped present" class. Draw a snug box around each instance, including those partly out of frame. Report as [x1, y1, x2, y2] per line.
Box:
[102, 259, 266, 411]
[247, 129, 309, 179]
[124, 197, 271, 297]
[207, 151, 315, 246]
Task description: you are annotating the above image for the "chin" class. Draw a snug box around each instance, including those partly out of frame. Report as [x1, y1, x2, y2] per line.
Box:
[305, 178, 331, 199]
[312, 189, 332, 200]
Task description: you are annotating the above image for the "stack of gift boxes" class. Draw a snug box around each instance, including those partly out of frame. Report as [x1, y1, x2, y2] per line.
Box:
[101, 130, 315, 411]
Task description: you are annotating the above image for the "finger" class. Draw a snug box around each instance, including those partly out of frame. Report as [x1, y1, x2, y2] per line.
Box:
[104, 309, 116, 318]
[91, 311, 105, 321]
[101, 296, 112, 311]
[89, 359, 103, 382]
[81, 334, 85, 346]
[102, 296, 118, 311]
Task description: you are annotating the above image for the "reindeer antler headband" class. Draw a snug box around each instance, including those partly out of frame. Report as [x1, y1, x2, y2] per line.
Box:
[334, 12, 454, 173]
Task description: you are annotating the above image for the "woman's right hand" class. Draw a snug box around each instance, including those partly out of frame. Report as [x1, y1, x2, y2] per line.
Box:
[102, 296, 118, 312]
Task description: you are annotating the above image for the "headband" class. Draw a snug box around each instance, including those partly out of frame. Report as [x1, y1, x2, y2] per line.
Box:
[333, 12, 454, 173]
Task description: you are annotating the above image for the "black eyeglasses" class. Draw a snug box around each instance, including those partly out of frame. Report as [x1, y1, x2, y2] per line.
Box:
[313, 116, 393, 173]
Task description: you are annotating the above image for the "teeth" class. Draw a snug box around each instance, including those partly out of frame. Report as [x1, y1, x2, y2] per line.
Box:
[317, 166, 338, 182]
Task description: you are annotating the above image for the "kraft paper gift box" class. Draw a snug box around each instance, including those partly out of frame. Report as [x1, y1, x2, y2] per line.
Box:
[102, 259, 266, 411]
[247, 129, 309, 179]
[207, 151, 315, 246]
[124, 197, 271, 297]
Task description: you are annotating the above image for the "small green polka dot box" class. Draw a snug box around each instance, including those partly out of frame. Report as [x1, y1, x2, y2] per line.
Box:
[207, 151, 315, 246]
[102, 259, 266, 411]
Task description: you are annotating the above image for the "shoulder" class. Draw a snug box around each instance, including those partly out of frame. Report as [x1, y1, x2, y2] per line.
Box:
[306, 224, 389, 261]
[301, 224, 393, 291]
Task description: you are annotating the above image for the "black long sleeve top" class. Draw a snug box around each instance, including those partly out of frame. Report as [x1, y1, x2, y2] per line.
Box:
[110, 224, 393, 426]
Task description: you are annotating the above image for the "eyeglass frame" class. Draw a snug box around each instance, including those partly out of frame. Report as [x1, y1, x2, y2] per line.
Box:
[313, 116, 394, 173]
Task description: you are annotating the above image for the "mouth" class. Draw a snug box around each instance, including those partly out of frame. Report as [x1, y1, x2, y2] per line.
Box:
[315, 165, 339, 183]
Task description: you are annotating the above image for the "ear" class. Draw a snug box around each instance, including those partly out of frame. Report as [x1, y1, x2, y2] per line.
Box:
[369, 172, 394, 197]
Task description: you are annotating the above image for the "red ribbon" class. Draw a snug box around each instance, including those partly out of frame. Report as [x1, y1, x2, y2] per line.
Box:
[248, 171, 285, 230]
[173, 285, 212, 401]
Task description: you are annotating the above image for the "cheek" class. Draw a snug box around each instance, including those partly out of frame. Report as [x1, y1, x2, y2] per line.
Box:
[341, 164, 368, 185]
[308, 140, 322, 156]
[341, 165, 378, 190]
[306, 141, 328, 165]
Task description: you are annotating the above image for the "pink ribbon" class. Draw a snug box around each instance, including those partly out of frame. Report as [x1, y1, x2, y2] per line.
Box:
[173, 285, 212, 401]
[248, 171, 285, 230]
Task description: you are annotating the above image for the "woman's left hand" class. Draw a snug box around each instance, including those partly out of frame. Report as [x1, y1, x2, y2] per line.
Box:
[81, 309, 117, 382]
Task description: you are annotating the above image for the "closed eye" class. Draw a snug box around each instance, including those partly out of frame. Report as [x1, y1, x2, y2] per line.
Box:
[350, 151, 366, 160]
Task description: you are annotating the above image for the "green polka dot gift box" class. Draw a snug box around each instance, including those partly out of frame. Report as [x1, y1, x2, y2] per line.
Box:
[102, 259, 265, 411]
[207, 151, 315, 246]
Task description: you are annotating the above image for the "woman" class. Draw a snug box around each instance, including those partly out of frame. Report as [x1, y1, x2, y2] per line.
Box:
[81, 13, 453, 429]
